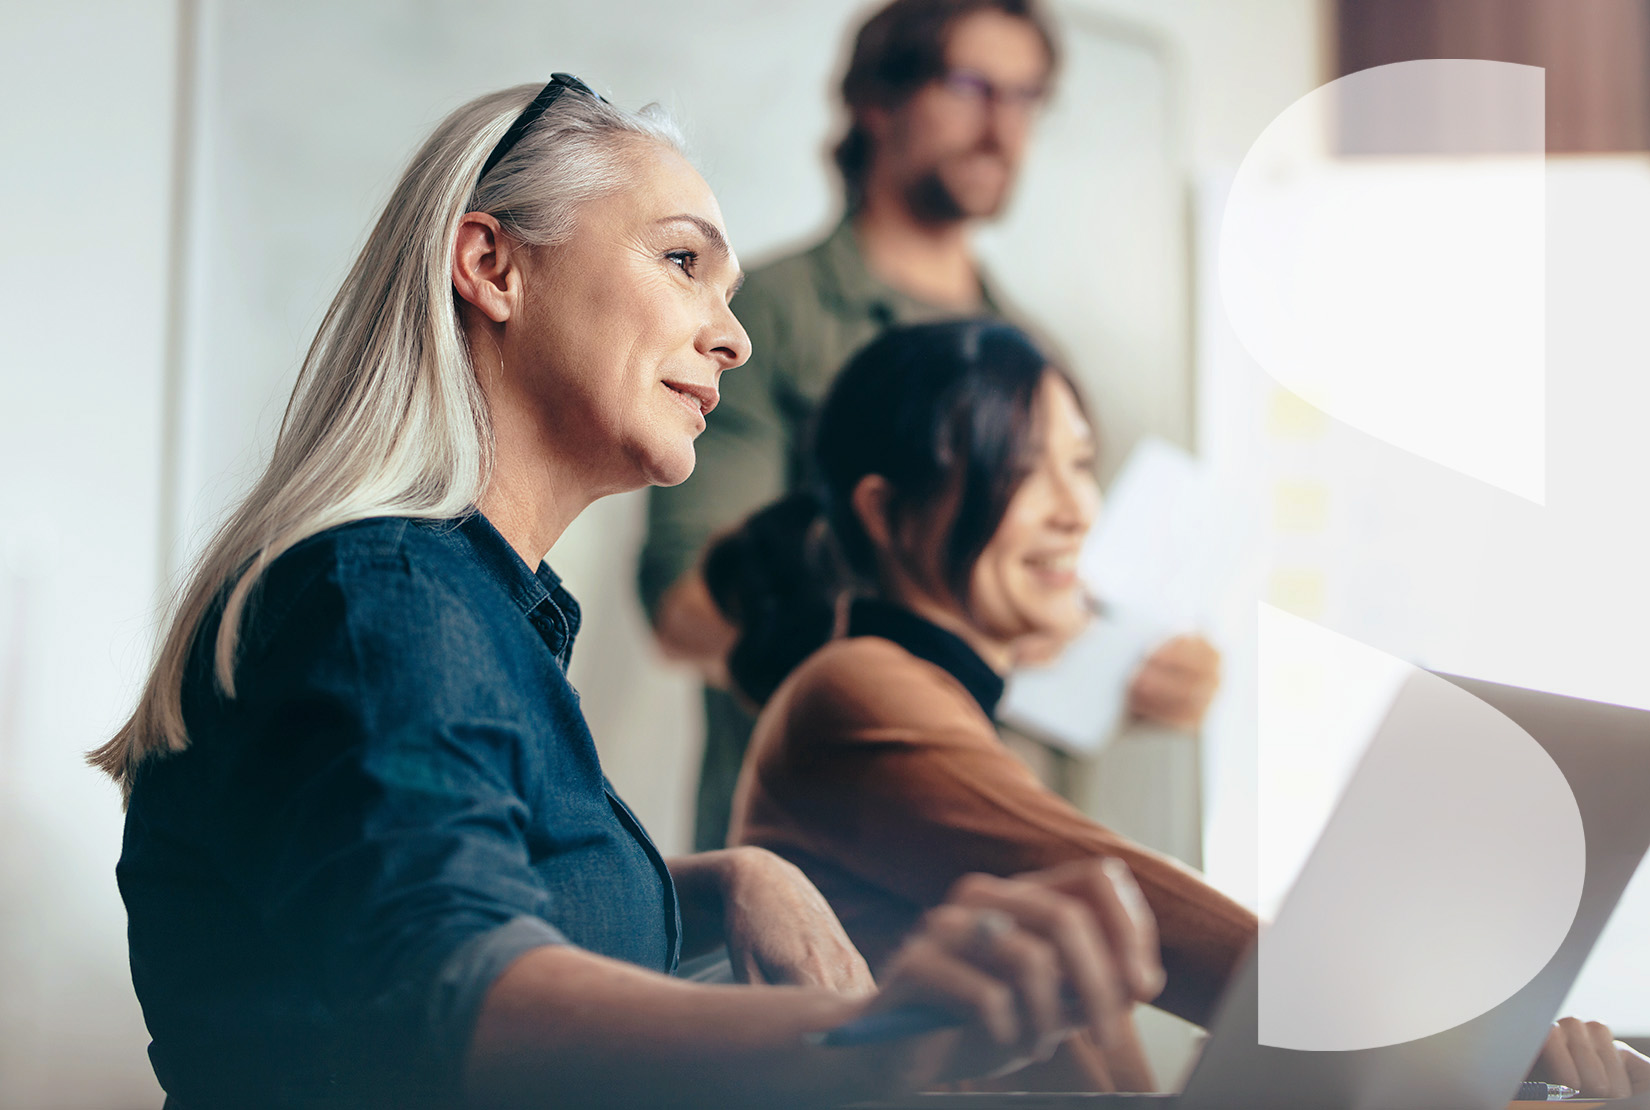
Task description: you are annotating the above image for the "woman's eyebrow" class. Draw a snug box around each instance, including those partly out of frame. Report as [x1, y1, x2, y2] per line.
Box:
[656, 214, 729, 256]
[656, 214, 744, 295]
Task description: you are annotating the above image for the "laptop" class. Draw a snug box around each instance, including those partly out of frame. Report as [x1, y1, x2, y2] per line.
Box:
[855, 670, 1650, 1110]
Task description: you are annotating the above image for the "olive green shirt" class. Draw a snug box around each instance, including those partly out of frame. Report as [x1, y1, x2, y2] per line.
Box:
[637, 217, 1023, 850]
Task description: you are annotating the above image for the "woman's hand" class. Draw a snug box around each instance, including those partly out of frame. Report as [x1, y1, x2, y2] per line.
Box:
[673, 847, 874, 992]
[722, 847, 874, 991]
[848, 858, 1164, 1088]
[1127, 635, 1221, 731]
[1530, 1017, 1650, 1099]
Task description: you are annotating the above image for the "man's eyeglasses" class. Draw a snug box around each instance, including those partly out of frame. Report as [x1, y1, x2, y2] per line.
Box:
[477, 73, 604, 184]
[938, 68, 1049, 115]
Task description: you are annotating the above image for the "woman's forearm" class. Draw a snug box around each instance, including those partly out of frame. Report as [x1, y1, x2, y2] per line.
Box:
[466, 944, 891, 1110]
[666, 850, 737, 958]
[469, 858, 1165, 1106]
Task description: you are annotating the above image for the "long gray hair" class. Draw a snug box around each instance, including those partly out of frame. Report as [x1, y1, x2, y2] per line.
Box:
[91, 83, 684, 793]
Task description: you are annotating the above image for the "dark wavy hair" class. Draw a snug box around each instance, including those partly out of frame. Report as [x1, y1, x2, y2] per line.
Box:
[704, 319, 1085, 706]
[833, 0, 1060, 212]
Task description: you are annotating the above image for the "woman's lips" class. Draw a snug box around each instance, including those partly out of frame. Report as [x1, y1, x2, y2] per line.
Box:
[662, 380, 719, 417]
[1028, 567, 1079, 589]
[1024, 552, 1080, 589]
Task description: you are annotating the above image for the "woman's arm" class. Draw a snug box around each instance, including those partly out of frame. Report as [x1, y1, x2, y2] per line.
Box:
[467, 860, 1166, 1110]
[667, 847, 874, 991]
[741, 645, 1257, 1028]
[802, 735, 1251, 1026]
[467, 946, 871, 1109]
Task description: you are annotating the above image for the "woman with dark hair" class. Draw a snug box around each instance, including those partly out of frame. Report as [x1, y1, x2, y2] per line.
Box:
[712, 318, 1253, 1089]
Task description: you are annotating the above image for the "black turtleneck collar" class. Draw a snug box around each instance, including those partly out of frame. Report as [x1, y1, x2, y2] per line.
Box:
[847, 598, 1005, 720]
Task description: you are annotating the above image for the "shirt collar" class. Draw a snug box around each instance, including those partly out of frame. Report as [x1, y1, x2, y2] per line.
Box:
[813, 216, 1008, 325]
[847, 597, 1005, 719]
[429, 511, 582, 669]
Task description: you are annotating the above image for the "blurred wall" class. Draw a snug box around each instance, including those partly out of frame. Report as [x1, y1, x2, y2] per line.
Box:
[0, 0, 1319, 1105]
[0, 3, 178, 1107]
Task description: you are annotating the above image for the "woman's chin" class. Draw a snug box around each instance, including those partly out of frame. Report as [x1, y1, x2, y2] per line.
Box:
[1032, 595, 1092, 643]
[643, 442, 699, 488]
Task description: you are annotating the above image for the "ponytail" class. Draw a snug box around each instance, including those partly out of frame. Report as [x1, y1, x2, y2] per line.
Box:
[703, 492, 844, 707]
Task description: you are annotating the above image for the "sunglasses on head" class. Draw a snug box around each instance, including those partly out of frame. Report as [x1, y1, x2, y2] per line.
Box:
[477, 73, 604, 183]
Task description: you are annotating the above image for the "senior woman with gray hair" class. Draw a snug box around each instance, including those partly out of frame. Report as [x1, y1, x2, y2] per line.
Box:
[91, 76, 1163, 1108]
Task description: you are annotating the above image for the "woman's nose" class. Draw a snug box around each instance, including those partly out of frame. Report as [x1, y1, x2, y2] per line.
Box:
[703, 301, 751, 371]
[1052, 477, 1098, 533]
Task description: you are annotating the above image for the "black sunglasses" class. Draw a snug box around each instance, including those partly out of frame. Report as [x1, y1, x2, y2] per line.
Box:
[477, 73, 604, 184]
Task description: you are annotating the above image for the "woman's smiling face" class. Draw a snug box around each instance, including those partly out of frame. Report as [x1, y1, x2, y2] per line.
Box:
[963, 372, 1100, 654]
[870, 369, 1100, 672]
[511, 141, 750, 493]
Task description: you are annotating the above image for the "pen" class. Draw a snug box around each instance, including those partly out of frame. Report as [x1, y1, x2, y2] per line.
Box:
[1516, 1081, 1580, 1101]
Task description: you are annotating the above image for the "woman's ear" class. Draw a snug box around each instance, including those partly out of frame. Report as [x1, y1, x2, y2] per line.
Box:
[852, 474, 955, 609]
[850, 474, 896, 553]
[452, 212, 519, 325]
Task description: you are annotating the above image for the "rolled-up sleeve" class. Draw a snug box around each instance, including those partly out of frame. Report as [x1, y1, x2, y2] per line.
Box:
[427, 915, 565, 1062]
[214, 554, 569, 1091]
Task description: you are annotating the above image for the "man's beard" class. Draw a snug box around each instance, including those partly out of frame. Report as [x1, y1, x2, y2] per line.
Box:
[905, 170, 971, 225]
[903, 156, 1011, 226]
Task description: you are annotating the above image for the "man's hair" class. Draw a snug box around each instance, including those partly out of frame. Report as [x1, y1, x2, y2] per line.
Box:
[833, 0, 1060, 212]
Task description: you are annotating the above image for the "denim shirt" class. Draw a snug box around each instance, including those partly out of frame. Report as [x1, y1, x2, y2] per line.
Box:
[118, 512, 681, 1109]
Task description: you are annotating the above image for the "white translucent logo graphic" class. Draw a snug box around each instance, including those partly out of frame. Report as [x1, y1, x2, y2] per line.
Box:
[1257, 605, 1584, 1050]
[1221, 60, 1546, 503]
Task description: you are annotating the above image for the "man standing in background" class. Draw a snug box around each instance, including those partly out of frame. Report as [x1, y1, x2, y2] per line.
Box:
[639, 0, 1219, 851]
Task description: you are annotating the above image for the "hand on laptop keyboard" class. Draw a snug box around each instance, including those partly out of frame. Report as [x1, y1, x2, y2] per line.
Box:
[1530, 1018, 1650, 1099]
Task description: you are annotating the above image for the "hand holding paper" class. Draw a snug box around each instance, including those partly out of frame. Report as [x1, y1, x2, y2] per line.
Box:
[1128, 634, 1222, 731]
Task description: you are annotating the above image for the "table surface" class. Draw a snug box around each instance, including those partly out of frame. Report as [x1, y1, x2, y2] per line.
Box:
[847, 1097, 1612, 1109]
